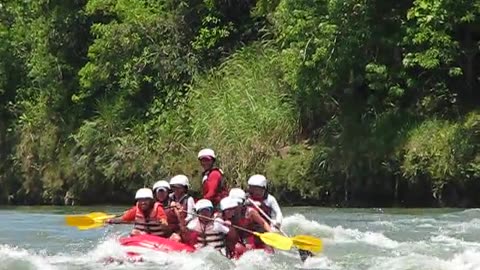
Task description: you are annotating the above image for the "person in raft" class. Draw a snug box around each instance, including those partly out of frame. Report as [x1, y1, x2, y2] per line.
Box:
[222, 190, 273, 254]
[152, 180, 178, 238]
[197, 148, 229, 208]
[246, 174, 283, 249]
[107, 188, 169, 237]
[216, 196, 270, 258]
[176, 199, 237, 257]
[169, 174, 195, 223]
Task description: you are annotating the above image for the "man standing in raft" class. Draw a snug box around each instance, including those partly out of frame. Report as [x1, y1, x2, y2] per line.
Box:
[198, 148, 229, 208]
[107, 188, 169, 237]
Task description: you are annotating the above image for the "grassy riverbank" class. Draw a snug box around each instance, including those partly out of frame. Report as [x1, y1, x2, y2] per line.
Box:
[1, 0, 480, 207]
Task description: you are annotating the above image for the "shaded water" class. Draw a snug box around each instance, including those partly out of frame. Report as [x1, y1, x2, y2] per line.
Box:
[0, 206, 479, 269]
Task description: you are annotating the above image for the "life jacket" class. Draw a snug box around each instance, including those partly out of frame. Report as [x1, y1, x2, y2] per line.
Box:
[159, 197, 179, 234]
[133, 202, 167, 237]
[202, 167, 229, 203]
[249, 195, 272, 222]
[169, 193, 192, 222]
[159, 197, 170, 208]
[247, 197, 275, 249]
[231, 207, 253, 243]
[189, 218, 226, 250]
[169, 193, 190, 209]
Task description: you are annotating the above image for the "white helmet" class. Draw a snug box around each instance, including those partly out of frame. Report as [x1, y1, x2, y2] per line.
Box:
[248, 174, 267, 188]
[198, 148, 216, 160]
[170, 174, 189, 187]
[220, 197, 239, 211]
[195, 199, 213, 211]
[229, 188, 246, 203]
[153, 180, 170, 191]
[135, 188, 154, 200]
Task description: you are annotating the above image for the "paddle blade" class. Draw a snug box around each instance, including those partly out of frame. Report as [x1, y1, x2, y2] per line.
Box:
[65, 215, 95, 227]
[291, 235, 323, 253]
[65, 212, 116, 230]
[90, 213, 115, 222]
[255, 232, 293, 251]
[77, 222, 106, 230]
[86, 212, 110, 218]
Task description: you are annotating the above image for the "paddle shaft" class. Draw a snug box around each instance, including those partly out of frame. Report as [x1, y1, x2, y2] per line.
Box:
[247, 198, 285, 234]
[183, 210, 260, 236]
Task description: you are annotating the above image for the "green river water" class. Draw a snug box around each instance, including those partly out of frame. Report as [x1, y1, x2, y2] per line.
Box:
[0, 206, 479, 270]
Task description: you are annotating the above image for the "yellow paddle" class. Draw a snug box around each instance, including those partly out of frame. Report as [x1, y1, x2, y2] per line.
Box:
[250, 231, 293, 250]
[65, 215, 95, 227]
[290, 235, 323, 253]
[247, 198, 323, 254]
[65, 212, 116, 230]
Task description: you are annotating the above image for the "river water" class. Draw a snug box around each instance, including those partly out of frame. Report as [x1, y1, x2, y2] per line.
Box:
[0, 206, 479, 270]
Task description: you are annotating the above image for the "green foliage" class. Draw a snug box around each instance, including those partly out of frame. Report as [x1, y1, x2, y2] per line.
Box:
[187, 45, 297, 187]
[401, 113, 480, 199]
[266, 145, 319, 199]
[1, 0, 480, 207]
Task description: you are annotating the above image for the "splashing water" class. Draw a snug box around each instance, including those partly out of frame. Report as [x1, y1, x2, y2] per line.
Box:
[1, 207, 480, 269]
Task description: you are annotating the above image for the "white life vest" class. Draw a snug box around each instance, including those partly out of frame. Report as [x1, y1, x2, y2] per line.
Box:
[187, 218, 228, 251]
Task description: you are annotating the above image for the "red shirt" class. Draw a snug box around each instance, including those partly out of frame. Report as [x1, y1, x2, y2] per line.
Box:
[121, 203, 167, 222]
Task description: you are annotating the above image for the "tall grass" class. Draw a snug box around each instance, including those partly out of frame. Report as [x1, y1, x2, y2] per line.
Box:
[185, 45, 298, 187]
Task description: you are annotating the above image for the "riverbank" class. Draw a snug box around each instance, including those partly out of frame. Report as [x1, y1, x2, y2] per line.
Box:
[1, 1, 479, 207]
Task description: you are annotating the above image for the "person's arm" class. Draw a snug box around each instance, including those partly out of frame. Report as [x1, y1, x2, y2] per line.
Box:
[155, 205, 168, 225]
[248, 207, 272, 232]
[185, 197, 195, 223]
[268, 195, 283, 227]
[179, 218, 198, 246]
[202, 171, 222, 200]
[213, 218, 230, 234]
[108, 207, 136, 224]
[225, 227, 239, 259]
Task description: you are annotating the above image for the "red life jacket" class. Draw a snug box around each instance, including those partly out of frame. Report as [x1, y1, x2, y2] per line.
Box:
[231, 207, 253, 243]
[249, 197, 272, 222]
[133, 202, 167, 237]
[164, 209, 180, 235]
[158, 198, 177, 236]
[202, 167, 229, 205]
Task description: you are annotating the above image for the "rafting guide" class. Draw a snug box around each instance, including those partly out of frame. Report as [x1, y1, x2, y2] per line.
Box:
[64, 148, 322, 263]
[198, 148, 229, 208]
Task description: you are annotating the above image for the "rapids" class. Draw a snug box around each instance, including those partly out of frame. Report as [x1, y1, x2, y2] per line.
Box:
[1, 206, 479, 270]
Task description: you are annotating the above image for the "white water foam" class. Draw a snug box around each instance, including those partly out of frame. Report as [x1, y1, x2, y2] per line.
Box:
[369, 249, 480, 270]
[283, 214, 399, 249]
[0, 244, 57, 270]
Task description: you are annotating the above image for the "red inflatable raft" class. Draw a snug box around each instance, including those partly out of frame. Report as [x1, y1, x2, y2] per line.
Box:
[105, 234, 262, 263]
[120, 234, 195, 255]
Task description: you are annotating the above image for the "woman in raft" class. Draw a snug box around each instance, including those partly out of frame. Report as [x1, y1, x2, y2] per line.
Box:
[217, 194, 273, 258]
[176, 199, 238, 257]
